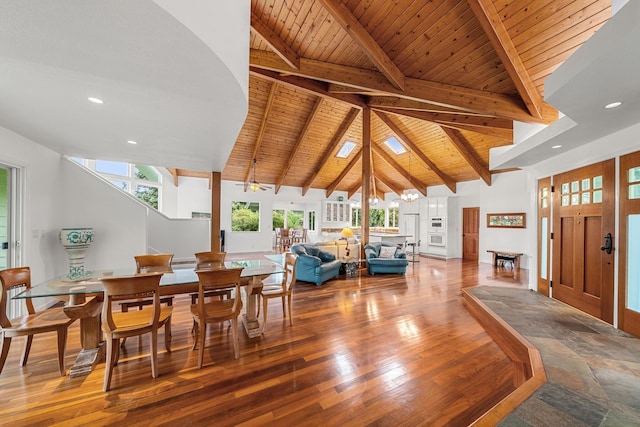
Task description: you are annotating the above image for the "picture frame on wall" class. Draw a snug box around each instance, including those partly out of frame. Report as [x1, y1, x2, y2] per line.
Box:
[487, 213, 526, 228]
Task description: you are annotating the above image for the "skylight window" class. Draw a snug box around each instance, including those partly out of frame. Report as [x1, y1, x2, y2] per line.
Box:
[336, 141, 356, 158]
[384, 136, 406, 154]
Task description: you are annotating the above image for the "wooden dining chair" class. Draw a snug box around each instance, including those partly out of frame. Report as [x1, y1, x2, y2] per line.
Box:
[120, 254, 175, 312]
[190, 251, 230, 329]
[291, 228, 307, 243]
[191, 268, 243, 367]
[260, 253, 298, 331]
[0, 267, 76, 376]
[279, 228, 292, 251]
[101, 273, 172, 392]
[274, 228, 282, 249]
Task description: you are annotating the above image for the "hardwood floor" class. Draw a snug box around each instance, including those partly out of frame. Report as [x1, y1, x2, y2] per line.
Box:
[0, 255, 528, 426]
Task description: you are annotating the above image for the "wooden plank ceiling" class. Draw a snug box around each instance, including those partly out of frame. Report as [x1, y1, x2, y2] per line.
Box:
[217, 0, 611, 197]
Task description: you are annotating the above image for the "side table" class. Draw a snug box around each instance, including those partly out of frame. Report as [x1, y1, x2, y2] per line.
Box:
[339, 258, 362, 276]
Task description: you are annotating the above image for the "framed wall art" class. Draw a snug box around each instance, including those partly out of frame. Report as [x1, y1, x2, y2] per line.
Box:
[487, 213, 526, 228]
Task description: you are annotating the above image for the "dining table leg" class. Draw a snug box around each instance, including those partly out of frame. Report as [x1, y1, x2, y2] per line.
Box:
[63, 294, 104, 377]
[241, 275, 265, 338]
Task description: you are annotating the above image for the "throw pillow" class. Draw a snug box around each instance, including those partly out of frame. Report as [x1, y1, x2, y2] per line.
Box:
[379, 246, 397, 258]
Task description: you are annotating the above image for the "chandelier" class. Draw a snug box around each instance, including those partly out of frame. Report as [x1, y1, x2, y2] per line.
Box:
[401, 192, 419, 203]
[400, 151, 419, 203]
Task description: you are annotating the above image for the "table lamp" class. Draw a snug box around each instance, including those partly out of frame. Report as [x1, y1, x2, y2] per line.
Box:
[340, 228, 354, 258]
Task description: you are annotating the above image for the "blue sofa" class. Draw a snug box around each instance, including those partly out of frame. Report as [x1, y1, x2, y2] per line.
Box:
[364, 242, 409, 275]
[290, 244, 342, 285]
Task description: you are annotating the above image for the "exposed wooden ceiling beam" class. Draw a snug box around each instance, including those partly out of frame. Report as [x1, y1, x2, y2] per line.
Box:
[302, 108, 360, 195]
[371, 145, 427, 196]
[368, 96, 471, 114]
[328, 83, 393, 97]
[374, 106, 512, 140]
[250, 49, 554, 124]
[326, 148, 362, 198]
[167, 167, 213, 188]
[373, 106, 511, 129]
[467, 0, 553, 121]
[373, 169, 404, 196]
[317, 0, 404, 91]
[250, 12, 300, 69]
[166, 167, 178, 186]
[437, 122, 512, 141]
[275, 97, 324, 193]
[372, 177, 386, 201]
[440, 127, 492, 185]
[374, 111, 457, 194]
[347, 181, 361, 200]
[244, 82, 278, 190]
[249, 66, 366, 108]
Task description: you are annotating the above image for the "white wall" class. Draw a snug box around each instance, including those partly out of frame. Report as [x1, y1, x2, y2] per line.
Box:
[414, 170, 532, 268]
[147, 213, 210, 261]
[176, 176, 212, 218]
[0, 126, 65, 285]
[60, 160, 148, 273]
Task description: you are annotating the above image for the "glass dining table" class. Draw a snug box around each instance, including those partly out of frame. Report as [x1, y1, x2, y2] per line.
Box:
[14, 259, 284, 376]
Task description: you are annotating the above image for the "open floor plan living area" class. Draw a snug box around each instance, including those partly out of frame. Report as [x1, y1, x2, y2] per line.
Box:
[3, 1, 640, 426]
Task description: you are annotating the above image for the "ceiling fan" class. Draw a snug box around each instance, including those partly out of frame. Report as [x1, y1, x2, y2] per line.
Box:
[239, 158, 272, 192]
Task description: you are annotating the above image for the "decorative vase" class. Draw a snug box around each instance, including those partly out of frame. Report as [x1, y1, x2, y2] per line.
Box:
[59, 227, 94, 280]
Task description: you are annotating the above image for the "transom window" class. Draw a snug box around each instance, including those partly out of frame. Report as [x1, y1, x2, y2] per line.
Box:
[560, 176, 602, 206]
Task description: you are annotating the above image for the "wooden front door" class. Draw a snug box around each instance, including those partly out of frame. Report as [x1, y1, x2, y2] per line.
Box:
[552, 159, 615, 323]
[462, 207, 479, 261]
[537, 177, 551, 297]
[618, 151, 640, 337]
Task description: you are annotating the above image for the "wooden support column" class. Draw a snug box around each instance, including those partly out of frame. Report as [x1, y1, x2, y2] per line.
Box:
[211, 172, 222, 251]
[361, 107, 371, 255]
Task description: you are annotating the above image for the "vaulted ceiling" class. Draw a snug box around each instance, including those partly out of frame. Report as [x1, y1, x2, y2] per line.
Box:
[223, 0, 611, 198]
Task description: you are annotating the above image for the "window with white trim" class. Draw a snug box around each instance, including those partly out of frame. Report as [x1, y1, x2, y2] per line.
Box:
[72, 158, 162, 210]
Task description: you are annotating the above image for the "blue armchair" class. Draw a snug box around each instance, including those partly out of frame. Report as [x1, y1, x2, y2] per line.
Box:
[290, 244, 342, 285]
[364, 242, 409, 275]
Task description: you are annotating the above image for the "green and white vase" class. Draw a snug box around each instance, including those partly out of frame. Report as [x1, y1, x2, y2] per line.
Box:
[59, 227, 94, 280]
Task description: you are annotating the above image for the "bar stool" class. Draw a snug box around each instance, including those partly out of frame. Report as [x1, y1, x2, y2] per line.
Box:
[405, 240, 420, 263]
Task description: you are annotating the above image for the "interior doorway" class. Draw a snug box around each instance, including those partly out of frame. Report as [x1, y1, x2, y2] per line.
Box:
[462, 207, 479, 261]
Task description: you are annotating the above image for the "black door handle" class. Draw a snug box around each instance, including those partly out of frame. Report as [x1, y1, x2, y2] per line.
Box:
[600, 233, 612, 254]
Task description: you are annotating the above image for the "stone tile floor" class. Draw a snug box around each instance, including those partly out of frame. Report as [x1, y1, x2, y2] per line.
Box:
[469, 287, 640, 427]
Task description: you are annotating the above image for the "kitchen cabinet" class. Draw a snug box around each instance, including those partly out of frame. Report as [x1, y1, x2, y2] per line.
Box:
[420, 197, 460, 259]
[323, 201, 351, 225]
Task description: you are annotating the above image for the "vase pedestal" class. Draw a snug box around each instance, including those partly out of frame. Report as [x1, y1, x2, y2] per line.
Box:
[59, 227, 94, 280]
[63, 246, 90, 280]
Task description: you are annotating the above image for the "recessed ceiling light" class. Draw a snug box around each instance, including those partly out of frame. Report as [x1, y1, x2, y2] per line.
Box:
[88, 97, 103, 104]
[552, 145, 562, 149]
[605, 101, 622, 109]
[127, 140, 138, 145]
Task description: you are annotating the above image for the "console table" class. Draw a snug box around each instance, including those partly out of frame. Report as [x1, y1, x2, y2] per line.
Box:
[487, 250, 523, 270]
